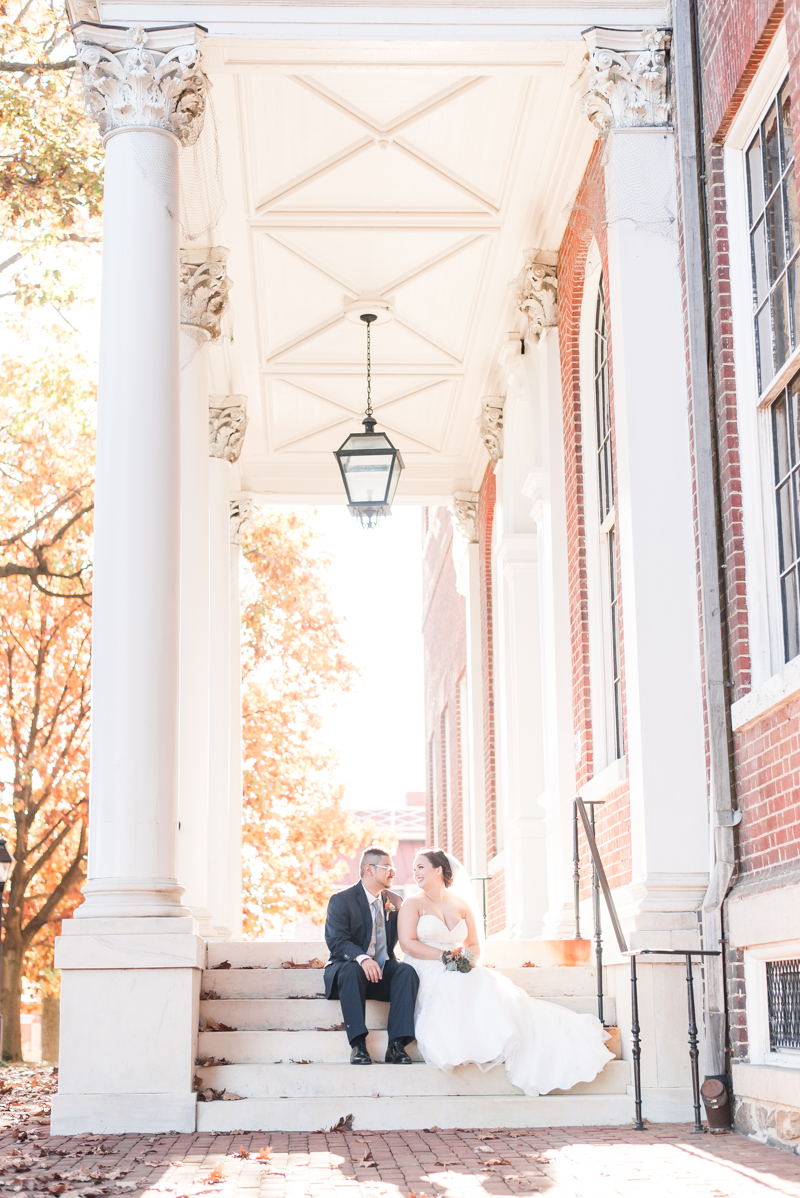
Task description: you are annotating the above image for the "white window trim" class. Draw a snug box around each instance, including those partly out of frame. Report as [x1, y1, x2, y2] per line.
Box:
[579, 241, 619, 772]
[744, 939, 800, 1068]
[724, 22, 791, 685]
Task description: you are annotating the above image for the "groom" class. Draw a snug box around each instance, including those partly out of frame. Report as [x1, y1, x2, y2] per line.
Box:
[324, 847, 419, 1065]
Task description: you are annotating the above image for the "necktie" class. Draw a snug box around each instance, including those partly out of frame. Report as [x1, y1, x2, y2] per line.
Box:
[372, 897, 387, 967]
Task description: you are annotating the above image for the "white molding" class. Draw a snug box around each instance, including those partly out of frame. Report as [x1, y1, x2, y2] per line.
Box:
[487, 849, 506, 878]
[725, 22, 789, 151]
[733, 1061, 800, 1100]
[579, 755, 627, 803]
[723, 29, 792, 683]
[730, 653, 800, 731]
[744, 939, 800, 1069]
[727, 878, 800, 948]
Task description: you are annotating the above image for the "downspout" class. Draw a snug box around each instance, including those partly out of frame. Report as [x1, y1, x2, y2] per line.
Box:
[672, 0, 739, 1082]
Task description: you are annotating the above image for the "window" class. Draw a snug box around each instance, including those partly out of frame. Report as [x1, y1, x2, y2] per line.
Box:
[594, 278, 624, 760]
[595, 277, 613, 520]
[747, 77, 798, 392]
[767, 958, 800, 1052]
[771, 374, 800, 659]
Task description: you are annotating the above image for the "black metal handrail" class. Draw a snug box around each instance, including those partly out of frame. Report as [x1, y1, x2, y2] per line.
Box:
[573, 795, 721, 1132]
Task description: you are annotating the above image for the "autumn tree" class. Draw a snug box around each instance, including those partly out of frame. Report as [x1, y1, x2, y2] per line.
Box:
[0, 0, 103, 307]
[0, 331, 94, 1059]
[240, 510, 372, 933]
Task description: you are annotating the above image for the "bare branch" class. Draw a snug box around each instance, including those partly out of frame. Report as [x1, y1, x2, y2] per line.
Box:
[0, 58, 76, 72]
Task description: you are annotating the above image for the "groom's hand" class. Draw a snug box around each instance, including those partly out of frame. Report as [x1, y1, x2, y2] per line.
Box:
[360, 957, 383, 982]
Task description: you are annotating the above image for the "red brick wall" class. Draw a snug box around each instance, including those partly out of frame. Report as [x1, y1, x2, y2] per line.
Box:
[700, 0, 784, 142]
[734, 704, 800, 874]
[558, 141, 632, 890]
[421, 507, 467, 857]
[487, 869, 505, 937]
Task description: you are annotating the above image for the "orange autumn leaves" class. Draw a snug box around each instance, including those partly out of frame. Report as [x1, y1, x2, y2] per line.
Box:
[240, 511, 370, 934]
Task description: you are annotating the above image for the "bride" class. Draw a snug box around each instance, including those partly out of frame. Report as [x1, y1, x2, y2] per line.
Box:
[397, 848, 614, 1096]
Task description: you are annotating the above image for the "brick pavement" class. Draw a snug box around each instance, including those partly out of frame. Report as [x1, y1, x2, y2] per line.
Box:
[1, 1121, 799, 1198]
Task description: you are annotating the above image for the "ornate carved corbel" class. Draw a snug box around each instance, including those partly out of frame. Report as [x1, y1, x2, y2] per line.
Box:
[581, 26, 671, 133]
[451, 492, 479, 544]
[181, 248, 231, 341]
[230, 497, 255, 545]
[509, 250, 558, 341]
[209, 398, 247, 463]
[74, 23, 208, 144]
[477, 398, 505, 464]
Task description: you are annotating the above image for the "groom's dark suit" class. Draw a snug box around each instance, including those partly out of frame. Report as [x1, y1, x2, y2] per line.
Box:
[324, 882, 418, 1046]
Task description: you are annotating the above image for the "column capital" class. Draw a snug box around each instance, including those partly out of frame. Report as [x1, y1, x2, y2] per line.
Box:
[477, 397, 505, 464]
[509, 250, 558, 341]
[451, 491, 479, 543]
[74, 22, 208, 144]
[581, 26, 671, 133]
[230, 497, 255, 545]
[209, 398, 247, 463]
[181, 248, 231, 341]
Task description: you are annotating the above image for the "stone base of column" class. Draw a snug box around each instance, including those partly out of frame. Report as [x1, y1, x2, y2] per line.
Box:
[52, 917, 204, 1134]
[75, 878, 193, 920]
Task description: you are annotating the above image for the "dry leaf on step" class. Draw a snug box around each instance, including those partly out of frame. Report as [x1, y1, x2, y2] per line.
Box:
[213, 961, 232, 970]
[329, 1115, 354, 1133]
[235, 1146, 249, 1159]
[222, 1092, 243, 1101]
[480, 1158, 510, 1167]
[256, 1148, 273, 1162]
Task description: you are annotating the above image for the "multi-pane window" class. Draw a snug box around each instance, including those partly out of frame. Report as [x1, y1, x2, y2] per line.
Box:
[747, 78, 798, 392]
[771, 373, 800, 660]
[595, 277, 613, 520]
[593, 278, 624, 760]
[767, 958, 800, 1052]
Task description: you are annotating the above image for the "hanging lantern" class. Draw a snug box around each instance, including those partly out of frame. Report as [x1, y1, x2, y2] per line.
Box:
[334, 312, 404, 529]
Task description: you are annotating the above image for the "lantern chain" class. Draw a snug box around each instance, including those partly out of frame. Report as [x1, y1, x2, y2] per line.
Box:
[365, 319, 373, 420]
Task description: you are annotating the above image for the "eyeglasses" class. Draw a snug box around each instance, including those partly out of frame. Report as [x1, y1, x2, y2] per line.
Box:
[372, 863, 395, 874]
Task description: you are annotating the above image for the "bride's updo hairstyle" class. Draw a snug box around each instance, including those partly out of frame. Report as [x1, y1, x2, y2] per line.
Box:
[419, 849, 453, 887]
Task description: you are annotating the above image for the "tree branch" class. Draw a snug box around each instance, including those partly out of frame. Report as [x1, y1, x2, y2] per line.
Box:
[0, 58, 76, 72]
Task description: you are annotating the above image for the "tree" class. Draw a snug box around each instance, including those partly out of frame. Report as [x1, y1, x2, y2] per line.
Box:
[0, 331, 94, 1059]
[240, 511, 371, 934]
[0, 0, 103, 307]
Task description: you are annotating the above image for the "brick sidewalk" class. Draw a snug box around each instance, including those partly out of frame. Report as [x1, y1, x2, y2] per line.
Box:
[1, 1122, 799, 1198]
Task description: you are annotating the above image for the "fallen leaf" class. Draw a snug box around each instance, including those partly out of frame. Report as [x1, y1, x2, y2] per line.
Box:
[213, 961, 232, 970]
[256, 1147, 273, 1162]
[476, 1133, 498, 1140]
[235, 1146, 249, 1159]
[202, 1163, 225, 1183]
[480, 1158, 510, 1166]
[291, 1060, 311, 1065]
[521, 961, 536, 968]
[222, 1092, 243, 1101]
[329, 1114, 354, 1133]
[199, 990, 220, 1001]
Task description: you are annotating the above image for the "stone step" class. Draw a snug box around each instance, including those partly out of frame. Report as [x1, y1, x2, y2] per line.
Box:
[206, 939, 593, 971]
[196, 1092, 634, 1132]
[199, 994, 616, 1031]
[197, 1027, 623, 1066]
[194, 1059, 629, 1100]
[200, 965, 599, 1000]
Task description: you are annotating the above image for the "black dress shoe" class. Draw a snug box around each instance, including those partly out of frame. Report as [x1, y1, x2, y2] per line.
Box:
[385, 1040, 413, 1064]
[350, 1038, 373, 1065]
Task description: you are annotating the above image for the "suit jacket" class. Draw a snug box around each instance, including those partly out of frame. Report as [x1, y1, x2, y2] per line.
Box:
[323, 882, 402, 999]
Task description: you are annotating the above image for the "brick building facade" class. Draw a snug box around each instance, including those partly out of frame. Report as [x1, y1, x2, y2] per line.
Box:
[421, 1, 800, 1151]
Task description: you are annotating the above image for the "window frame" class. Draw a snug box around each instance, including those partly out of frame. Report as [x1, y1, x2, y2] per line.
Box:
[744, 940, 800, 1068]
[725, 23, 799, 683]
[580, 243, 624, 770]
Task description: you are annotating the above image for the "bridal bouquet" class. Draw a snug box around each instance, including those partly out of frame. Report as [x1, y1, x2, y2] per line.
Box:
[441, 948, 474, 973]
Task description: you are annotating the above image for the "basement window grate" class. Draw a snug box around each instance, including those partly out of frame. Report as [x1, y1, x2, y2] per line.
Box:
[767, 958, 800, 1051]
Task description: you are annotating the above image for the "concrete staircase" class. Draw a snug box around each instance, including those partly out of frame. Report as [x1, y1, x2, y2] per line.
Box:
[195, 940, 633, 1131]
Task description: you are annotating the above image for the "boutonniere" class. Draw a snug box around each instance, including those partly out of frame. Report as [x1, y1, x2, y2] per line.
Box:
[384, 899, 397, 916]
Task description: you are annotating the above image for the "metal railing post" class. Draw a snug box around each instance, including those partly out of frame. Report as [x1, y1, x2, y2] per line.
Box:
[685, 952, 704, 1134]
[630, 953, 644, 1130]
[572, 799, 581, 939]
[588, 801, 604, 1024]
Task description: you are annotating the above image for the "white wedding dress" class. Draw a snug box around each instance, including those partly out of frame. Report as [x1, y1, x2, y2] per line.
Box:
[408, 913, 614, 1096]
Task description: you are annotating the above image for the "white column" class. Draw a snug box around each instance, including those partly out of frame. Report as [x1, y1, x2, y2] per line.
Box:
[53, 23, 207, 1135]
[227, 498, 252, 939]
[522, 329, 578, 939]
[178, 250, 231, 935]
[207, 402, 247, 938]
[492, 339, 548, 938]
[450, 498, 487, 894]
[602, 130, 708, 931]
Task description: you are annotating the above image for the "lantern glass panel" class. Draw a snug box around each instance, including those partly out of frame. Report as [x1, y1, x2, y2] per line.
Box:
[342, 454, 393, 504]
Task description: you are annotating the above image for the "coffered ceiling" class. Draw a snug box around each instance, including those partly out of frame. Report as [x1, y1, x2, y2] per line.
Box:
[193, 39, 598, 503]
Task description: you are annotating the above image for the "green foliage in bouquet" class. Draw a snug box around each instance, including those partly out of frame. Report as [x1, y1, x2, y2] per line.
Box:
[441, 948, 475, 973]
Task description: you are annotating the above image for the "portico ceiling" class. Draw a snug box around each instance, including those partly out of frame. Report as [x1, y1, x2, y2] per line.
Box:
[79, 1, 668, 503]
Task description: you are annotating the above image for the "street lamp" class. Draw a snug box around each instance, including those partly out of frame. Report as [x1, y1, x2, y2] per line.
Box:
[334, 312, 404, 529]
[0, 839, 13, 1058]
